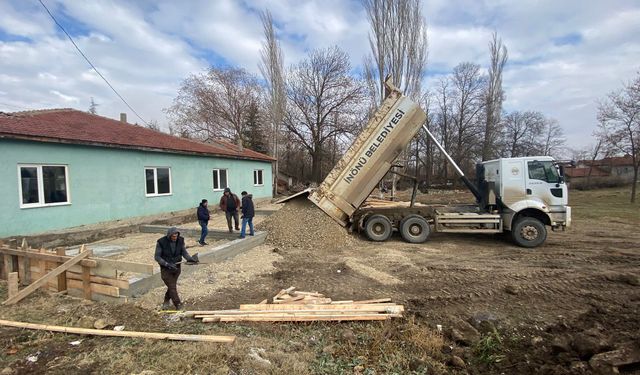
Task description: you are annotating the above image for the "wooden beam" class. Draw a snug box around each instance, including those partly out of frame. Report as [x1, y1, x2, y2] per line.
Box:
[0, 319, 235, 343]
[66, 279, 119, 297]
[56, 247, 67, 292]
[353, 298, 392, 304]
[204, 315, 391, 322]
[65, 271, 129, 290]
[0, 248, 96, 268]
[7, 272, 18, 298]
[82, 264, 92, 300]
[3, 249, 92, 305]
[239, 303, 404, 312]
[91, 258, 154, 275]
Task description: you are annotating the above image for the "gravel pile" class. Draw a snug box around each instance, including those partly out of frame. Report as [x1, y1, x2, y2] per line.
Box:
[259, 197, 354, 251]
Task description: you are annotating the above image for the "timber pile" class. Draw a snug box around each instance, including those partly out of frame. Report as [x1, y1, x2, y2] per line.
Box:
[185, 287, 404, 322]
[0, 239, 154, 304]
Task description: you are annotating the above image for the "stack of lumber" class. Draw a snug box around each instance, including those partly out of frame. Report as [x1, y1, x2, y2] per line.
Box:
[185, 287, 404, 322]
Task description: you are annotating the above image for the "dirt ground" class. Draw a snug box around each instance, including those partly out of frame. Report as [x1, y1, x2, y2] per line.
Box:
[0, 187, 638, 374]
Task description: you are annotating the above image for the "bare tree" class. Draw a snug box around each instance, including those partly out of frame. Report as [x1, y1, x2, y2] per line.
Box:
[597, 70, 640, 202]
[501, 111, 547, 157]
[482, 32, 508, 161]
[165, 67, 261, 146]
[541, 119, 566, 158]
[362, 0, 428, 103]
[451, 62, 485, 169]
[259, 10, 286, 194]
[146, 119, 161, 132]
[88, 97, 98, 114]
[434, 77, 455, 183]
[284, 46, 365, 182]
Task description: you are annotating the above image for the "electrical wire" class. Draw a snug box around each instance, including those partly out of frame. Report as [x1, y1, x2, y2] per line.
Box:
[37, 0, 149, 125]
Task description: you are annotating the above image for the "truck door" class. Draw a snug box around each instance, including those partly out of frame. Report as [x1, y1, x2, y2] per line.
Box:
[525, 160, 565, 207]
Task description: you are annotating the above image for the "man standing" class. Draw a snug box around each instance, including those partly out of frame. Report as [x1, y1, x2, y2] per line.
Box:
[197, 199, 210, 246]
[219, 187, 240, 233]
[154, 227, 198, 310]
[240, 191, 255, 238]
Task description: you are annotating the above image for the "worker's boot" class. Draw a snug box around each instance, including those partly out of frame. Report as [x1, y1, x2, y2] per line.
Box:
[161, 297, 172, 310]
[175, 302, 184, 311]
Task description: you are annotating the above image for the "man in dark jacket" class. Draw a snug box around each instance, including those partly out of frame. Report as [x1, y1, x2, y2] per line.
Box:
[219, 187, 240, 233]
[154, 227, 198, 310]
[240, 191, 255, 238]
[196, 199, 210, 246]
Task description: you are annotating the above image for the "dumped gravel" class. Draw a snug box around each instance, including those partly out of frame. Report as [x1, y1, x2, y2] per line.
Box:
[258, 197, 354, 251]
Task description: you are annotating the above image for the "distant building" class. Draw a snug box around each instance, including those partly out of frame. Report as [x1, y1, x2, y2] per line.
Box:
[564, 155, 635, 187]
[0, 109, 274, 237]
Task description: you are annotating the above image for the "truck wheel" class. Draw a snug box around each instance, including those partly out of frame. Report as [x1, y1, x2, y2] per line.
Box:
[364, 214, 393, 242]
[400, 214, 430, 243]
[512, 217, 547, 248]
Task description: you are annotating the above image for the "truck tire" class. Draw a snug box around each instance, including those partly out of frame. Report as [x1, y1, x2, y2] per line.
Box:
[364, 214, 393, 242]
[511, 217, 547, 248]
[400, 214, 430, 243]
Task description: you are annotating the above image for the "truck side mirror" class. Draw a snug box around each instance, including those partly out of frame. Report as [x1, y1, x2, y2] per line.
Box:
[558, 165, 565, 184]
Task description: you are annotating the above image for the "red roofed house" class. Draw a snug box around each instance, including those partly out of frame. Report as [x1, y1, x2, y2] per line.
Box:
[563, 155, 635, 188]
[0, 109, 274, 237]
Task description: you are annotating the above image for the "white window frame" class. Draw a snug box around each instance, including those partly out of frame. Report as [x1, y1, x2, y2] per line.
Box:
[17, 164, 71, 209]
[145, 167, 172, 197]
[212, 168, 228, 191]
[253, 169, 264, 186]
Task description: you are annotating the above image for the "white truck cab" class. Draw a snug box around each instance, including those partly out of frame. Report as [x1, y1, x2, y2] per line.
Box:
[482, 156, 571, 246]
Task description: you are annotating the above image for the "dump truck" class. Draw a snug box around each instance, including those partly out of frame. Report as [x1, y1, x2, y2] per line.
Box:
[288, 78, 571, 248]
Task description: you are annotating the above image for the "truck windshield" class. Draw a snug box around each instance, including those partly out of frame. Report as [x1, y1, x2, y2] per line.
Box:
[528, 161, 560, 183]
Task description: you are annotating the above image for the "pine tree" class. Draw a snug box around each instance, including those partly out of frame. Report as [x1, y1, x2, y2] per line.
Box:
[242, 102, 269, 153]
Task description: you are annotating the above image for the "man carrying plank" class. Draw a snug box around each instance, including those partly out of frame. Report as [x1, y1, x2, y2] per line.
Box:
[154, 227, 198, 310]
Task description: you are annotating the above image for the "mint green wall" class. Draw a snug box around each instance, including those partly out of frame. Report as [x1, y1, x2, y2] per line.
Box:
[0, 140, 273, 237]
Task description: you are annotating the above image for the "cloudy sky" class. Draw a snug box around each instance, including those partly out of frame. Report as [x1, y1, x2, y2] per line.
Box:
[1, 0, 639, 150]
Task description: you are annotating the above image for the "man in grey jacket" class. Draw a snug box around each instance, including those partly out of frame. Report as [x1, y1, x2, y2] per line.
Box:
[154, 227, 198, 310]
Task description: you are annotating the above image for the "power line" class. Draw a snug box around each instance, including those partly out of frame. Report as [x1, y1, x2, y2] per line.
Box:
[37, 0, 149, 125]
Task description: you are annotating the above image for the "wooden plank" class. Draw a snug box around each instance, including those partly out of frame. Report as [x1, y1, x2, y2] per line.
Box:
[3, 249, 92, 305]
[66, 279, 119, 297]
[3, 253, 15, 281]
[331, 300, 355, 304]
[65, 271, 129, 289]
[257, 299, 268, 304]
[239, 304, 404, 312]
[206, 315, 392, 322]
[56, 247, 67, 292]
[291, 291, 324, 297]
[194, 311, 402, 318]
[197, 313, 400, 319]
[353, 298, 392, 304]
[7, 272, 18, 298]
[0, 319, 235, 343]
[0, 248, 96, 268]
[38, 248, 47, 292]
[91, 258, 154, 275]
[82, 264, 92, 300]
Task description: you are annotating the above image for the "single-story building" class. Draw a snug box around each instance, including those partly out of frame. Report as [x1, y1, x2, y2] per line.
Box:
[577, 155, 636, 183]
[0, 109, 274, 237]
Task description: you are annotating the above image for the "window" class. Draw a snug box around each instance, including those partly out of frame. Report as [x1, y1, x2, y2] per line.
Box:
[253, 169, 264, 186]
[145, 167, 172, 196]
[527, 161, 560, 183]
[18, 164, 70, 208]
[212, 169, 228, 190]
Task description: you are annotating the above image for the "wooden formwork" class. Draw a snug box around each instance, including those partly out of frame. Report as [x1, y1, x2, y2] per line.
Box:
[0, 239, 154, 304]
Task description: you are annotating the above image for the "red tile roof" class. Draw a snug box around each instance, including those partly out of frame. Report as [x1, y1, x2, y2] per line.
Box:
[0, 109, 275, 162]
